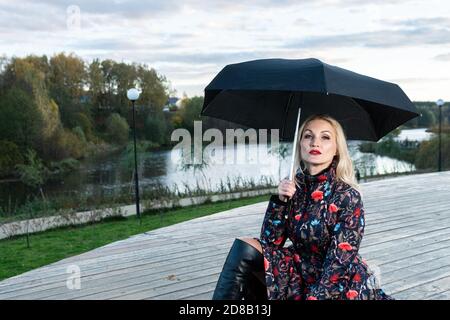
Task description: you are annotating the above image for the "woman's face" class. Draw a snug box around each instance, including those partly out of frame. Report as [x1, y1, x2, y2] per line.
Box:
[300, 119, 337, 173]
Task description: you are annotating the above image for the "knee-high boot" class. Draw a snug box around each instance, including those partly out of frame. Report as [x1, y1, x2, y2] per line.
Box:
[212, 238, 267, 300]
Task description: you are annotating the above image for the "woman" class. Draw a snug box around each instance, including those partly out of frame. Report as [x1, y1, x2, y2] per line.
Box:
[213, 114, 392, 300]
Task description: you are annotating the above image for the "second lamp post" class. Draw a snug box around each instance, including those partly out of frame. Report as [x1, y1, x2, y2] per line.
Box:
[437, 99, 444, 172]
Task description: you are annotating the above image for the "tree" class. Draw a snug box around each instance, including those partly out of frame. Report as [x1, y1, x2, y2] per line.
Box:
[415, 135, 450, 170]
[105, 113, 129, 146]
[137, 64, 168, 112]
[144, 110, 167, 146]
[8, 56, 62, 141]
[0, 86, 43, 151]
[87, 58, 103, 109]
[179, 96, 204, 133]
[100, 59, 116, 108]
[15, 148, 50, 248]
[0, 140, 23, 177]
[48, 53, 87, 127]
[72, 112, 94, 141]
[16, 149, 49, 201]
[112, 62, 137, 116]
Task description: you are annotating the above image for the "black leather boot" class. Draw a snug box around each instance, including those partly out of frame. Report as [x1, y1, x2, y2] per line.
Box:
[212, 238, 267, 300]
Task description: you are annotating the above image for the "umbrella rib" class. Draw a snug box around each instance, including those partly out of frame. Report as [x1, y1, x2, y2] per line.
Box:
[348, 97, 378, 140]
[281, 92, 294, 139]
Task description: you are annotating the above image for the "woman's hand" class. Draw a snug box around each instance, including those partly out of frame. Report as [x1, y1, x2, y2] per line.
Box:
[278, 179, 296, 202]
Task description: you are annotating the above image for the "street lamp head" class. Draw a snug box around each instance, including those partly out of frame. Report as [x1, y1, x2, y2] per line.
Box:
[127, 88, 140, 101]
[436, 99, 445, 107]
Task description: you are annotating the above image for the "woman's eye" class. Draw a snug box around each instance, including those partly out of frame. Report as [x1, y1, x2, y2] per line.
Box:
[322, 136, 330, 140]
[304, 134, 312, 139]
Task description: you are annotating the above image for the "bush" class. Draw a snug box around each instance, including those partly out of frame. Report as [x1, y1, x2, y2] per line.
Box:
[49, 157, 79, 176]
[144, 111, 167, 146]
[15, 149, 49, 192]
[43, 127, 87, 160]
[0, 87, 42, 150]
[72, 112, 94, 141]
[415, 135, 450, 170]
[105, 113, 129, 146]
[0, 140, 23, 176]
[179, 96, 203, 133]
[358, 135, 417, 164]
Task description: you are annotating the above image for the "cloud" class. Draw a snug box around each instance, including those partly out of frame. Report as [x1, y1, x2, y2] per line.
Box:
[1, 0, 450, 100]
[0, 2, 65, 32]
[434, 53, 450, 61]
[377, 16, 450, 28]
[388, 77, 450, 83]
[18, 0, 178, 18]
[285, 27, 450, 49]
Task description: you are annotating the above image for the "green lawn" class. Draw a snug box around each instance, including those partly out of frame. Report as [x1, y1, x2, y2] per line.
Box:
[0, 194, 269, 281]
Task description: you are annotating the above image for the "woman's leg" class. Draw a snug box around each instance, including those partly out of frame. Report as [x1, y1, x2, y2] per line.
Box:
[212, 238, 267, 300]
[238, 237, 262, 253]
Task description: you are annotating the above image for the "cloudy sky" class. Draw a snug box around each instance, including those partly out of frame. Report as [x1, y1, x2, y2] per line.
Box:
[1, 0, 450, 101]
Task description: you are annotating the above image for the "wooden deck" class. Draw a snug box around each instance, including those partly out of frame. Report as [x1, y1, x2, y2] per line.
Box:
[1, 171, 450, 300]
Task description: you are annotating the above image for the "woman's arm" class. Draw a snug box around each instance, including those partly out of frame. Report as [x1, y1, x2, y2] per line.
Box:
[259, 179, 296, 249]
[259, 195, 290, 250]
[307, 188, 365, 300]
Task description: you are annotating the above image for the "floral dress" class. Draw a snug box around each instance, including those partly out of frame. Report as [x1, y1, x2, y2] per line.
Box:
[259, 161, 393, 300]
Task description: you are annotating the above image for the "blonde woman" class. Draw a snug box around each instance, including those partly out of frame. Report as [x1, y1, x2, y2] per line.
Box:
[213, 114, 392, 300]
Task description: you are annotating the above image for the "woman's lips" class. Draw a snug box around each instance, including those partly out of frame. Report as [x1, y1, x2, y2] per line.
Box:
[309, 150, 321, 155]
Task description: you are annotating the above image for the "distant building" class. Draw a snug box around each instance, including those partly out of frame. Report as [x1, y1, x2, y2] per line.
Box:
[79, 95, 91, 104]
[163, 97, 181, 112]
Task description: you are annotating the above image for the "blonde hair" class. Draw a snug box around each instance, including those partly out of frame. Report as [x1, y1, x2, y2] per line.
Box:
[295, 114, 360, 191]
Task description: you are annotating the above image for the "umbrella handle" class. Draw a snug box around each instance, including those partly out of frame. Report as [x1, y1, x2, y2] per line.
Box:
[289, 107, 302, 181]
[283, 106, 302, 214]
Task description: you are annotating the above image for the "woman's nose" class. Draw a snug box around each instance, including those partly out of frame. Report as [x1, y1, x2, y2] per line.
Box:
[310, 138, 319, 147]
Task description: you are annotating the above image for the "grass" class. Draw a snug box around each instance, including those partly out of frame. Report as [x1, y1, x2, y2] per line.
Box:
[0, 194, 269, 282]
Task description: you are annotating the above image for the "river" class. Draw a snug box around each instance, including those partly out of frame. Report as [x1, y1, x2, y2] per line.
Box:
[0, 128, 433, 210]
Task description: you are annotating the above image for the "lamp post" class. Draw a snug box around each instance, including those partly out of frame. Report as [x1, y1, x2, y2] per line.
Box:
[127, 88, 141, 223]
[436, 99, 444, 172]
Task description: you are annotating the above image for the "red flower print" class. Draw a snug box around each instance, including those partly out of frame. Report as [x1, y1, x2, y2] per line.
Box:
[307, 296, 318, 300]
[329, 203, 338, 213]
[273, 267, 279, 277]
[311, 244, 319, 253]
[294, 254, 301, 263]
[273, 237, 284, 245]
[330, 273, 340, 283]
[353, 273, 361, 283]
[354, 207, 361, 218]
[284, 256, 292, 263]
[318, 175, 327, 182]
[338, 242, 353, 251]
[294, 214, 301, 221]
[311, 190, 324, 202]
[290, 267, 294, 274]
[346, 290, 358, 299]
[264, 257, 270, 271]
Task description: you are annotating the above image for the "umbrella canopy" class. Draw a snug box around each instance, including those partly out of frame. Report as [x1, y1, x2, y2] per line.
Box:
[201, 58, 420, 142]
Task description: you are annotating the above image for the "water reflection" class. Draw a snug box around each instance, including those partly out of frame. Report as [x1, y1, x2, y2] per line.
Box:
[0, 129, 427, 208]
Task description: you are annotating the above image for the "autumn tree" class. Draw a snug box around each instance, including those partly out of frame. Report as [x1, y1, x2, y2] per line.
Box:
[48, 53, 87, 128]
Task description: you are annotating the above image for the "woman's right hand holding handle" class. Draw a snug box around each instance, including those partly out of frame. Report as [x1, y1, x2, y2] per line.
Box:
[278, 179, 296, 202]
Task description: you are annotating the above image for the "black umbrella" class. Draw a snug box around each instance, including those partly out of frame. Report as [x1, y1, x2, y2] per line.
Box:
[201, 58, 420, 180]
